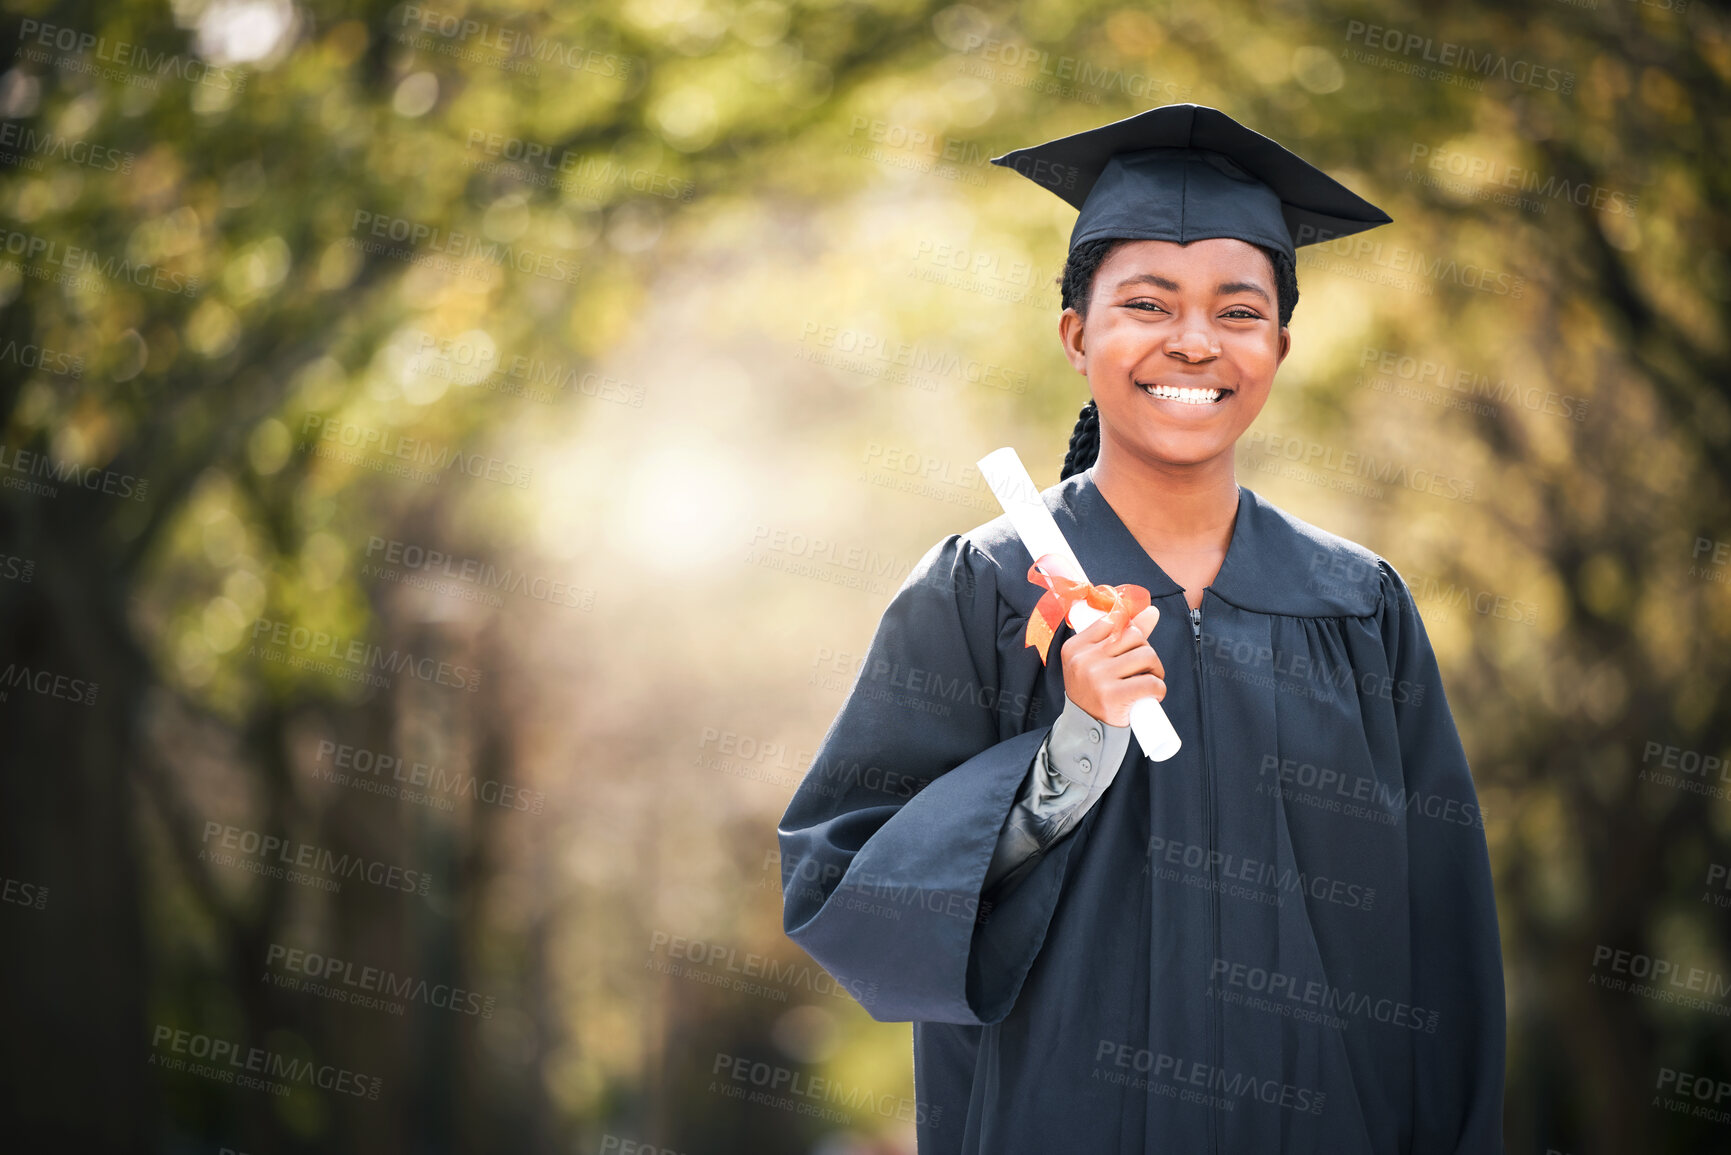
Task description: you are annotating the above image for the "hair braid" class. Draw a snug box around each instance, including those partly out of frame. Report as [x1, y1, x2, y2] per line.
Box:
[1059, 399, 1101, 480]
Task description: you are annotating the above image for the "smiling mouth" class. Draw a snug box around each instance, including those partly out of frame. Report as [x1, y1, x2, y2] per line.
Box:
[1138, 382, 1232, 405]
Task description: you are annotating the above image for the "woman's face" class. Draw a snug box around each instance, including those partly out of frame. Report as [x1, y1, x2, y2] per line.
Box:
[1058, 237, 1289, 471]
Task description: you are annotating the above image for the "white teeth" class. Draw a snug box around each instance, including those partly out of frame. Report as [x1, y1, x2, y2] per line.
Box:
[1139, 383, 1224, 405]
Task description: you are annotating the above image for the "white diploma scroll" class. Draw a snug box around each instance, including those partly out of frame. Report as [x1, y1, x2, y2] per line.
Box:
[976, 447, 1182, 762]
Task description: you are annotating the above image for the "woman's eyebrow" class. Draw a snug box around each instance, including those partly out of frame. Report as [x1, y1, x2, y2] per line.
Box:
[1115, 273, 1181, 292]
[1114, 273, 1272, 304]
[1216, 280, 1272, 303]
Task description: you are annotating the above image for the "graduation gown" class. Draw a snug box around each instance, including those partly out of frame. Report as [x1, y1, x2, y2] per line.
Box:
[776, 469, 1505, 1154]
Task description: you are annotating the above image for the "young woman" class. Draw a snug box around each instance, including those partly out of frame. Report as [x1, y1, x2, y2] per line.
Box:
[778, 104, 1505, 1155]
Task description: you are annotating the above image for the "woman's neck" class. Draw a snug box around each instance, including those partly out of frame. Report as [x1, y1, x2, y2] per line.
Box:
[1091, 445, 1240, 610]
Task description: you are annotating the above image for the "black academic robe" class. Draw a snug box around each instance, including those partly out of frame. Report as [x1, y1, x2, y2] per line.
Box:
[777, 469, 1505, 1154]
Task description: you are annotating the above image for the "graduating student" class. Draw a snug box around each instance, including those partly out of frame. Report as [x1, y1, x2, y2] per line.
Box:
[777, 104, 1505, 1154]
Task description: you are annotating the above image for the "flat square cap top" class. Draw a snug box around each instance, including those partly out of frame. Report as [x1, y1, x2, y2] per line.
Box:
[989, 104, 1390, 260]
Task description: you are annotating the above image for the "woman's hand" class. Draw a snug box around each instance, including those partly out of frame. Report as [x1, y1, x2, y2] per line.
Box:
[1058, 605, 1166, 727]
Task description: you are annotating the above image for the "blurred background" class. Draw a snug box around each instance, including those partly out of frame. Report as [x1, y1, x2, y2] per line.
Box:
[0, 0, 1727, 1151]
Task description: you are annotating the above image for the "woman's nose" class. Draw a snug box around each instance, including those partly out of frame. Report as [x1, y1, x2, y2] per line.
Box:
[1165, 329, 1220, 362]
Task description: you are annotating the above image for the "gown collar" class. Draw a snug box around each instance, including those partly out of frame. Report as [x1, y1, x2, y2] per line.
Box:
[1048, 466, 1383, 618]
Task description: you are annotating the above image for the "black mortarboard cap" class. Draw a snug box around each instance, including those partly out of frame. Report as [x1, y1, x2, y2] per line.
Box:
[989, 103, 1390, 261]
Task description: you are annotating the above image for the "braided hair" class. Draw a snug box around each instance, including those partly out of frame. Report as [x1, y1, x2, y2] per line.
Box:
[1056, 237, 1299, 481]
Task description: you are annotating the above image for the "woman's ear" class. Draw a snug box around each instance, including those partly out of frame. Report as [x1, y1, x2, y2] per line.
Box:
[1277, 325, 1291, 366]
[1058, 307, 1088, 375]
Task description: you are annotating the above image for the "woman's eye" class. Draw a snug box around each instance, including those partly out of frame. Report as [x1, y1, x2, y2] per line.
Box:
[1222, 308, 1262, 320]
[1126, 301, 1167, 313]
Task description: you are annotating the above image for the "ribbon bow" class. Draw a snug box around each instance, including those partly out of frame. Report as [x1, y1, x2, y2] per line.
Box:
[1023, 553, 1152, 665]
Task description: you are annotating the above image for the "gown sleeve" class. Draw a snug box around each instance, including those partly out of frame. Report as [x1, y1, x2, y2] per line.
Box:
[1377, 560, 1507, 1153]
[777, 533, 1090, 1025]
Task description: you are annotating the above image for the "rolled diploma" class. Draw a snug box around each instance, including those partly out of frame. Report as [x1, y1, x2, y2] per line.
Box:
[976, 447, 1182, 762]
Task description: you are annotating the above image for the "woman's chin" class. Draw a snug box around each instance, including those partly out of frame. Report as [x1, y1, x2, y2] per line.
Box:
[1125, 433, 1238, 469]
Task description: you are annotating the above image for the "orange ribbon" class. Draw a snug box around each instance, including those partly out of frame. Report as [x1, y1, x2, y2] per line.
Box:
[1023, 552, 1151, 665]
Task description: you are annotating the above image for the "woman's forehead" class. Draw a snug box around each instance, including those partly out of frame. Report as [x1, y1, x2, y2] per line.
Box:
[1096, 238, 1276, 283]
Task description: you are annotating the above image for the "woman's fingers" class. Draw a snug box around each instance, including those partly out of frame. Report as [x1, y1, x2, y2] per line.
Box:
[1074, 613, 1118, 644]
[1105, 644, 1164, 682]
[1129, 671, 1167, 702]
[1098, 610, 1166, 675]
[1059, 612, 1120, 669]
[1109, 671, 1167, 705]
[1071, 604, 1162, 652]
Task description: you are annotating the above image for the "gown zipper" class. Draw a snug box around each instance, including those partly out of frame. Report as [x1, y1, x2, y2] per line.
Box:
[1189, 595, 1221, 1155]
